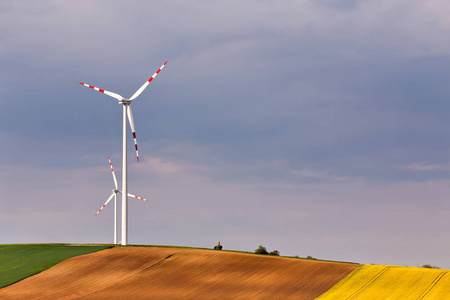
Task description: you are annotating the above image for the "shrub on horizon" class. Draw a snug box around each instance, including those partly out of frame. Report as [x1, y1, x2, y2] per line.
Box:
[422, 264, 440, 269]
[254, 245, 268, 255]
[269, 250, 280, 256]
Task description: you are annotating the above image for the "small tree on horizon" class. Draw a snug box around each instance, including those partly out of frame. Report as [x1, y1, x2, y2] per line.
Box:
[254, 245, 268, 255]
[269, 250, 280, 256]
[422, 264, 440, 269]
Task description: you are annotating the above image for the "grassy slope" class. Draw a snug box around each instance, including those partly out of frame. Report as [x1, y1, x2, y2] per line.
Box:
[318, 265, 450, 299]
[126, 244, 359, 264]
[0, 244, 112, 289]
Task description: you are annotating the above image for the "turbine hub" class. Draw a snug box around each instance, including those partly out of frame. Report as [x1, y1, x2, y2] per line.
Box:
[118, 99, 131, 104]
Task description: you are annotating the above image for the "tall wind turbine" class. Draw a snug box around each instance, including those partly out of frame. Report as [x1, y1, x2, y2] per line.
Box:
[80, 61, 167, 245]
[95, 157, 148, 244]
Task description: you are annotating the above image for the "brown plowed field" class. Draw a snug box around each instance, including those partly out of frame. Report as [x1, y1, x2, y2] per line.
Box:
[0, 247, 360, 299]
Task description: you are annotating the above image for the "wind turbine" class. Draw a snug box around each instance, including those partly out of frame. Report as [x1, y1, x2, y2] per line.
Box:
[80, 61, 167, 245]
[95, 157, 148, 244]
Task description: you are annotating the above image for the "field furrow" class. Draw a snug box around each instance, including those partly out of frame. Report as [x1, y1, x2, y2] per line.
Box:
[416, 271, 448, 300]
[319, 265, 450, 300]
[346, 266, 390, 299]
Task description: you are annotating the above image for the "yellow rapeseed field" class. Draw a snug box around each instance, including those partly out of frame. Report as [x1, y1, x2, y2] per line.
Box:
[318, 265, 450, 299]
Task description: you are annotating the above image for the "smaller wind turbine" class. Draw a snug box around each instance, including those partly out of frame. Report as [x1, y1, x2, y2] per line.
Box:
[95, 157, 148, 244]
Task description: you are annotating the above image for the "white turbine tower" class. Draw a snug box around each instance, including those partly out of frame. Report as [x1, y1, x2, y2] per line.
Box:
[95, 157, 148, 244]
[80, 61, 167, 245]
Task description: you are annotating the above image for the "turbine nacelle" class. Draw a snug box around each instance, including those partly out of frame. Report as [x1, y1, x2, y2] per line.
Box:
[118, 99, 131, 105]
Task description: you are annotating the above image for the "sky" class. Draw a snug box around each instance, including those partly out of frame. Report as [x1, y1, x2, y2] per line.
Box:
[1, 0, 450, 268]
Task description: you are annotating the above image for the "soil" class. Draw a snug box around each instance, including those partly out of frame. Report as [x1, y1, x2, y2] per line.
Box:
[0, 247, 360, 299]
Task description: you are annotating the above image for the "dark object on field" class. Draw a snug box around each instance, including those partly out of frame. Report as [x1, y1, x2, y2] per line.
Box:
[422, 264, 440, 269]
[255, 245, 280, 256]
[254, 245, 269, 255]
[214, 241, 223, 250]
[306, 255, 317, 260]
[269, 250, 280, 256]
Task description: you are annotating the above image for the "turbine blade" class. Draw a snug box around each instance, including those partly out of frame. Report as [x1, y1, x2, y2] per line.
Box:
[127, 193, 149, 202]
[79, 82, 124, 101]
[108, 156, 118, 190]
[129, 61, 167, 100]
[127, 105, 139, 162]
[95, 193, 115, 216]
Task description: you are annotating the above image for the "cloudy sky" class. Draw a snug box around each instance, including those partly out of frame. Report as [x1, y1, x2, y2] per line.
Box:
[2, 0, 450, 268]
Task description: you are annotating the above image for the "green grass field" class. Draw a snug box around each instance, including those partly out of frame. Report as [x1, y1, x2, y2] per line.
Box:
[126, 244, 359, 264]
[0, 244, 112, 288]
